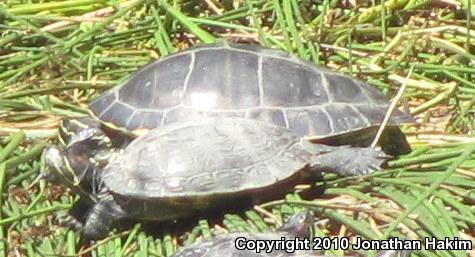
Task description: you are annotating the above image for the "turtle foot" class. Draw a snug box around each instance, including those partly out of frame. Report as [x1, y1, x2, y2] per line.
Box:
[61, 218, 109, 240]
[81, 194, 126, 240]
[59, 215, 84, 231]
[345, 146, 391, 175]
[309, 145, 392, 177]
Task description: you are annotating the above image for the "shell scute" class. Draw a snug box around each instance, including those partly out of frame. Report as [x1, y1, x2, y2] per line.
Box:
[183, 49, 260, 109]
[163, 107, 246, 126]
[118, 53, 191, 109]
[99, 101, 134, 128]
[245, 109, 287, 128]
[354, 105, 388, 124]
[324, 105, 370, 133]
[286, 107, 334, 136]
[325, 74, 371, 103]
[90, 90, 117, 118]
[261, 57, 329, 107]
[213, 169, 246, 190]
[133, 111, 163, 130]
[188, 173, 216, 193]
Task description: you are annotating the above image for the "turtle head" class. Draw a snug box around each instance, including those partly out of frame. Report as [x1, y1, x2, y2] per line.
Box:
[43, 145, 83, 187]
[42, 117, 115, 193]
[43, 145, 99, 202]
[277, 211, 314, 238]
[43, 144, 99, 189]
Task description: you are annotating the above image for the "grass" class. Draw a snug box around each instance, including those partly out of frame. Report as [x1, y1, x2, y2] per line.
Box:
[0, 0, 474, 257]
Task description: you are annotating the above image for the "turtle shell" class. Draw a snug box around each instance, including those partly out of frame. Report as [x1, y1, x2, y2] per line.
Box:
[89, 42, 413, 138]
[102, 118, 310, 199]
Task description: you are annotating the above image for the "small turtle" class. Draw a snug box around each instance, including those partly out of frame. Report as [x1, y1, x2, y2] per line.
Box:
[60, 42, 412, 163]
[173, 211, 315, 257]
[172, 211, 411, 257]
[45, 118, 391, 239]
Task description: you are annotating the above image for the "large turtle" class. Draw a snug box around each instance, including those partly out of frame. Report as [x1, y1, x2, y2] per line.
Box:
[59, 41, 412, 161]
[172, 211, 412, 257]
[45, 118, 391, 239]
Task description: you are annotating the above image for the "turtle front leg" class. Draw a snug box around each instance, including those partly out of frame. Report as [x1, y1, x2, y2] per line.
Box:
[59, 197, 95, 231]
[306, 143, 391, 176]
[82, 193, 126, 239]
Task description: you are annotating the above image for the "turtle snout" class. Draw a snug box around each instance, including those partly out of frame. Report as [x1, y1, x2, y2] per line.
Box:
[44, 146, 65, 169]
[278, 210, 314, 238]
[42, 146, 65, 183]
[292, 210, 314, 236]
[43, 146, 77, 185]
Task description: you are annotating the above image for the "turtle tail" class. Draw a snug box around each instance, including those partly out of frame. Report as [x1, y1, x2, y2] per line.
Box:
[379, 127, 412, 156]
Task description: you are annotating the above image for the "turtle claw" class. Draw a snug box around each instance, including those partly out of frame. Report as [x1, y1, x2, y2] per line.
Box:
[377, 151, 391, 159]
[59, 215, 84, 231]
[369, 164, 383, 172]
[347, 147, 391, 175]
[351, 151, 387, 175]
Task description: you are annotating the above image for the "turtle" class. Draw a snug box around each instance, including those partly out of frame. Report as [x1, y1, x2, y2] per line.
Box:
[171, 210, 316, 257]
[171, 211, 412, 257]
[44, 117, 392, 239]
[59, 41, 413, 167]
